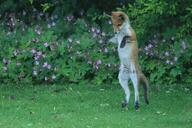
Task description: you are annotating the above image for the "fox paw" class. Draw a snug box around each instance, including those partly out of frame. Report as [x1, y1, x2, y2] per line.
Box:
[134, 101, 139, 110]
[122, 100, 128, 108]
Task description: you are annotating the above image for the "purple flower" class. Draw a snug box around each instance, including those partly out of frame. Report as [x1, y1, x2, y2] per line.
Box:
[47, 23, 51, 28]
[76, 40, 80, 44]
[7, 32, 11, 35]
[174, 57, 178, 62]
[99, 40, 103, 44]
[47, 64, 51, 69]
[96, 29, 100, 34]
[16, 62, 21, 66]
[54, 67, 58, 72]
[96, 59, 102, 65]
[40, 12, 44, 17]
[3, 66, 8, 71]
[45, 77, 48, 81]
[95, 65, 99, 70]
[34, 56, 40, 60]
[66, 15, 74, 22]
[44, 42, 49, 47]
[32, 38, 39, 43]
[144, 46, 149, 51]
[51, 75, 56, 80]
[52, 22, 56, 26]
[91, 27, 96, 32]
[107, 63, 111, 67]
[68, 38, 73, 43]
[3, 58, 10, 65]
[33, 70, 37, 76]
[181, 41, 187, 49]
[148, 44, 153, 48]
[149, 52, 154, 56]
[3, 58, 7, 64]
[35, 61, 39, 65]
[43, 62, 48, 68]
[80, 10, 84, 16]
[88, 60, 92, 64]
[13, 50, 18, 56]
[31, 48, 36, 54]
[51, 16, 54, 20]
[101, 32, 106, 36]
[76, 51, 81, 55]
[54, 15, 58, 19]
[93, 33, 97, 38]
[166, 60, 170, 64]
[104, 48, 108, 53]
[36, 30, 41, 35]
[37, 51, 42, 56]
[35, 26, 42, 35]
[170, 61, 174, 65]
[165, 51, 170, 56]
[42, 54, 46, 58]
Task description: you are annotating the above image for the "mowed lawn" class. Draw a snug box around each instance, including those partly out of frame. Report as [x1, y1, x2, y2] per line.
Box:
[0, 83, 192, 128]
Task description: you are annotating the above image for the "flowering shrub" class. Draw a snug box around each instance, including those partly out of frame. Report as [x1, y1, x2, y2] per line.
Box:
[0, 11, 119, 84]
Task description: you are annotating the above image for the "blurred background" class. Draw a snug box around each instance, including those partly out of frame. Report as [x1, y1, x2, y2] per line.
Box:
[0, 0, 192, 85]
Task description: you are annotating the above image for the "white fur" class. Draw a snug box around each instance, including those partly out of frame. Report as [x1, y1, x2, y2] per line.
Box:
[117, 21, 133, 67]
[110, 21, 139, 104]
[130, 63, 139, 102]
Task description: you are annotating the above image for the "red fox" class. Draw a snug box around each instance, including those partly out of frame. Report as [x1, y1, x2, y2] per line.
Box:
[109, 11, 149, 109]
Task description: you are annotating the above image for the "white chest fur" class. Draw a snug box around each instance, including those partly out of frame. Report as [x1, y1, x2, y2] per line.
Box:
[116, 22, 133, 65]
[118, 43, 132, 58]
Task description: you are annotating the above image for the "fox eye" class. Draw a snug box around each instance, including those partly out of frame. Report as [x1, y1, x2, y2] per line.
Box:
[118, 15, 125, 21]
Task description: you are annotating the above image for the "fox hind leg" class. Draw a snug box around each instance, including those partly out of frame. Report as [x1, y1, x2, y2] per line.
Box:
[130, 63, 140, 110]
[118, 66, 130, 108]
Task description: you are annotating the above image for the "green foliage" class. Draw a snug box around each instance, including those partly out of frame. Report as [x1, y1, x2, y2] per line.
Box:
[0, 0, 128, 17]
[0, 16, 118, 84]
[120, 0, 192, 85]
[41, 3, 53, 12]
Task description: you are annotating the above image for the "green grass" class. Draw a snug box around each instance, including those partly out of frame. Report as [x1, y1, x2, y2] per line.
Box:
[0, 83, 192, 128]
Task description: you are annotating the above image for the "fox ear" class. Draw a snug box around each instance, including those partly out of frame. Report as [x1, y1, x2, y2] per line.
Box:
[119, 14, 125, 21]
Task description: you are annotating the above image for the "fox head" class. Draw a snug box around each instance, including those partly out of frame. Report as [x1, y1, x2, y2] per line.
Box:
[111, 11, 129, 32]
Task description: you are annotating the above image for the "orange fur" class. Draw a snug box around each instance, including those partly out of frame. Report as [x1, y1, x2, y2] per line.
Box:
[111, 11, 149, 107]
[111, 11, 138, 62]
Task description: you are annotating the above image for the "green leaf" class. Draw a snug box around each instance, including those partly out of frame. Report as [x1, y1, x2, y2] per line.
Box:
[29, 0, 33, 4]
[41, 3, 52, 12]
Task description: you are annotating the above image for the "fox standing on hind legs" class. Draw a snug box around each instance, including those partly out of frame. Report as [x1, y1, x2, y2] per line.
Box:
[109, 11, 149, 110]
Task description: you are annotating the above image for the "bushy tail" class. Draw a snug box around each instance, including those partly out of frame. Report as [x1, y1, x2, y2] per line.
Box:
[140, 74, 149, 104]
